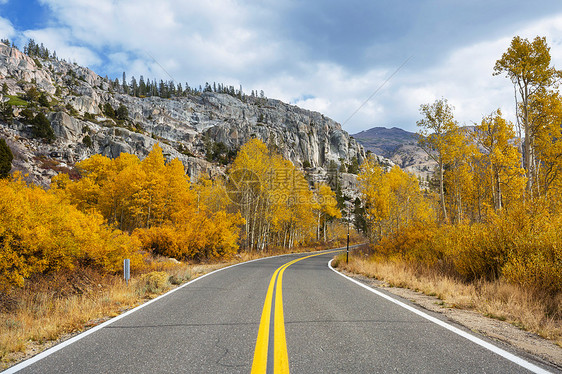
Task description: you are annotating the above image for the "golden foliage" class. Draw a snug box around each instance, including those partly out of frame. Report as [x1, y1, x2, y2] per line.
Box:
[0, 174, 141, 288]
[358, 158, 431, 243]
[361, 86, 562, 295]
[370, 204, 562, 294]
[228, 139, 320, 250]
[133, 210, 243, 262]
[56, 145, 196, 231]
[55, 144, 244, 262]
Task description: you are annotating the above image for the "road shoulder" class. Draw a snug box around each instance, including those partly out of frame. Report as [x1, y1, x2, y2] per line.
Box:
[336, 269, 562, 371]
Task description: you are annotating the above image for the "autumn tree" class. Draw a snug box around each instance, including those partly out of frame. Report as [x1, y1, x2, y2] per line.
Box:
[494, 36, 561, 193]
[442, 127, 476, 223]
[314, 183, 341, 241]
[527, 90, 562, 201]
[358, 156, 389, 242]
[417, 98, 458, 222]
[358, 157, 431, 243]
[0, 175, 141, 288]
[228, 139, 317, 250]
[473, 110, 526, 214]
[53, 144, 244, 262]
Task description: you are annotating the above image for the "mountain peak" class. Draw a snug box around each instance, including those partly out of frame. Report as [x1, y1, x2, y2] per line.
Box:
[352, 126, 434, 179]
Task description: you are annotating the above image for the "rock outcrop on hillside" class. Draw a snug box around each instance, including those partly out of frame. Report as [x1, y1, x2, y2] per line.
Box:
[0, 42, 364, 189]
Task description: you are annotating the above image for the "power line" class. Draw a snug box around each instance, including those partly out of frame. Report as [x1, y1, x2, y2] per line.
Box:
[342, 55, 413, 126]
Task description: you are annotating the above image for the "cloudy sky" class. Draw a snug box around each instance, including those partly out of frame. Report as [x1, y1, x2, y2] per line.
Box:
[1, 1, 562, 134]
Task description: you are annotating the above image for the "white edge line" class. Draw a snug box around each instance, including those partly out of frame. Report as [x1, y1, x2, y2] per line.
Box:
[2, 250, 315, 374]
[327, 259, 552, 374]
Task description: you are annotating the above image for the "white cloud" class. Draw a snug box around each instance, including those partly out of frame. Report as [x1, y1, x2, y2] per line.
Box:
[37, 0, 285, 79]
[0, 16, 15, 39]
[22, 27, 101, 67]
[17, 2, 562, 135]
[383, 13, 562, 132]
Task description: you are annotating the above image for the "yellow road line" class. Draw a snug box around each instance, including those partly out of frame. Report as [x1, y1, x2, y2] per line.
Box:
[251, 250, 341, 374]
[251, 266, 281, 374]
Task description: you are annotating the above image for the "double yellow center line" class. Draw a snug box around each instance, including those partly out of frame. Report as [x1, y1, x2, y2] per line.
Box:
[251, 250, 341, 374]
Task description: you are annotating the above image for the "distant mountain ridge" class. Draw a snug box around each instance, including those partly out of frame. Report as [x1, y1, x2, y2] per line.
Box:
[352, 126, 436, 178]
[353, 127, 417, 155]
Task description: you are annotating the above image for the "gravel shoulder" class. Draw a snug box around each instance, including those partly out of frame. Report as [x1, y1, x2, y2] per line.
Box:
[342, 270, 562, 371]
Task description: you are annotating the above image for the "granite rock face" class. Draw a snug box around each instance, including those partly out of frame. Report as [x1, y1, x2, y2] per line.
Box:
[0, 42, 365, 189]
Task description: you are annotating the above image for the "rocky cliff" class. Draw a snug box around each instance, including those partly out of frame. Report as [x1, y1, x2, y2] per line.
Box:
[0, 42, 364, 188]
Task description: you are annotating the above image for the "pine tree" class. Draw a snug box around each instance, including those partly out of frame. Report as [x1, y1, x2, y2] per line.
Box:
[139, 75, 146, 96]
[31, 113, 55, 143]
[0, 101, 13, 124]
[130, 76, 138, 96]
[116, 104, 129, 121]
[122, 72, 127, 94]
[103, 103, 115, 118]
[0, 138, 13, 178]
[38, 92, 50, 108]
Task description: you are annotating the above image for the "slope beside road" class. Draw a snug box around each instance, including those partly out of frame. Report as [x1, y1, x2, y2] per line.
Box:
[3, 249, 559, 374]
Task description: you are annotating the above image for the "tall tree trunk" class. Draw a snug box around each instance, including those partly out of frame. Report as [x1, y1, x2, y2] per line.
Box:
[523, 84, 533, 195]
[439, 157, 447, 222]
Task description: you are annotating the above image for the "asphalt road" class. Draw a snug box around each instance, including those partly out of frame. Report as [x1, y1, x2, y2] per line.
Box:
[5, 249, 559, 374]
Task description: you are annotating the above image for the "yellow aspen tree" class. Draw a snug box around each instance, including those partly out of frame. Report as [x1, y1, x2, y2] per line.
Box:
[287, 168, 316, 247]
[473, 110, 526, 213]
[417, 98, 458, 223]
[138, 144, 169, 227]
[494, 36, 561, 194]
[314, 183, 341, 241]
[100, 152, 143, 230]
[528, 90, 562, 201]
[358, 156, 390, 242]
[192, 174, 229, 213]
[442, 127, 476, 223]
[229, 139, 273, 250]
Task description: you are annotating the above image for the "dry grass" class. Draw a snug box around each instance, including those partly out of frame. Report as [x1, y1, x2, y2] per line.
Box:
[333, 254, 562, 347]
[0, 258, 237, 368]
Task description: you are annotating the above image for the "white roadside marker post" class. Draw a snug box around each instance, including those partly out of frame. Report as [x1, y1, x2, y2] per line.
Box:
[124, 259, 130, 285]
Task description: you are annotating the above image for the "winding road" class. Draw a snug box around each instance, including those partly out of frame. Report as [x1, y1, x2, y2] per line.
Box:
[4, 248, 558, 373]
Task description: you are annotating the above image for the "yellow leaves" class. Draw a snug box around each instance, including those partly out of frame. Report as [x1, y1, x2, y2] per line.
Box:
[60, 144, 196, 231]
[229, 138, 318, 249]
[52, 143, 244, 263]
[494, 36, 557, 89]
[529, 90, 562, 198]
[316, 183, 340, 220]
[0, 177, 141, 288]
[134, 211, 244, 262]
[473, 110, 526, 214]
[359, 158, 430, 242]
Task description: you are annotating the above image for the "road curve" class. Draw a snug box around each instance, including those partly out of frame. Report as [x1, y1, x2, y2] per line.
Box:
[4, 249, 559, 374]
